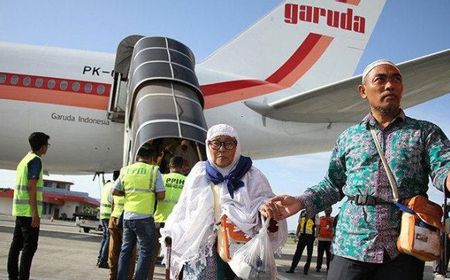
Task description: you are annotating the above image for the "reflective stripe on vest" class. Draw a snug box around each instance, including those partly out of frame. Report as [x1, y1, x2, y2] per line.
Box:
[111, 195, 125, 218]
[121, 162, 158, 216]
[16, 185, 43, 192]
[154, 172, 186, 223]
[100, 181, 113, 219]
[12, 152, 43, 217]
[14, 200, 43, 206]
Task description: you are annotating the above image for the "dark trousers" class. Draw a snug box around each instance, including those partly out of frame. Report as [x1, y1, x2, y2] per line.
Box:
[217, 253, 240, 280]
[118, 217, 155, 280]
[434, 235, 450, 275]
[148, 222, 164, 280]
[327, 254, 425, 280]
[108, 217, 135, 280]
[7, 216, 40, 280]
[316, 240, 332, 271]
[289, 233, 314, 274]
[98, 218, 110, 265]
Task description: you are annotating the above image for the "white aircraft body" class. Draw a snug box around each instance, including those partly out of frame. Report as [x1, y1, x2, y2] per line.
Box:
[0, 0, 449, 174]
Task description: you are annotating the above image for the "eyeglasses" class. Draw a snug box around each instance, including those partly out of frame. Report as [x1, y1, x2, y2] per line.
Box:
[208, 140, 237, 150]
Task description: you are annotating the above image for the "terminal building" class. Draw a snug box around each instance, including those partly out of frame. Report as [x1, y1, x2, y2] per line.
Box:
[0, 178, 99, 220]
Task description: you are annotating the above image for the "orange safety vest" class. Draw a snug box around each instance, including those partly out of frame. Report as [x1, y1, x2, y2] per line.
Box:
[318, 216, 334, 240]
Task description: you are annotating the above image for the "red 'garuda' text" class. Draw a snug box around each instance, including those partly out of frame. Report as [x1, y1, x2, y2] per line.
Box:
[285, 4, 366, 34]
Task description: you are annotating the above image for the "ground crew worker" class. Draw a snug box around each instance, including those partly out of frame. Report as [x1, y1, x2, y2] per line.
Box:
[113, 145, 165, 280]
[316, 206, 334, 273]
[148, 156, 186, 279]
[97, 173, 114, 268]
[107, 170, 135, 280]
[286, 210, 316, 275]
[7, 132, 50, 280]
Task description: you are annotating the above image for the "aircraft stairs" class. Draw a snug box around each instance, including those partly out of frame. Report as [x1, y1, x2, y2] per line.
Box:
[107, 36, 207, 169]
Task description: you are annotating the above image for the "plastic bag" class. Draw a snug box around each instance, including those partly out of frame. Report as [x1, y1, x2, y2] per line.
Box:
[228, 215, 277, 279]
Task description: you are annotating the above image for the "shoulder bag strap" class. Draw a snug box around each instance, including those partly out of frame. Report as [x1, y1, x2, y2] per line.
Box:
[211, 184, 221, 224]
[369, 127, 400, 202]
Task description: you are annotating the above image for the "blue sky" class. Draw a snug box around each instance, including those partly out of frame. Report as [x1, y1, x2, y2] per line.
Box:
[0, 0, 449, 230]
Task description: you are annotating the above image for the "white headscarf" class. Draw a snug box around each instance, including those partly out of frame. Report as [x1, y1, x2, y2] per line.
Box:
[361, 59, 401, 83]
[160, 124, 287, 279]
[205, 123, 241, 175]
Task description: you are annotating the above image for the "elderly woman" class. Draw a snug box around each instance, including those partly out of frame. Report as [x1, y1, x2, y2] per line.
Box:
[160, 124, 287, 279]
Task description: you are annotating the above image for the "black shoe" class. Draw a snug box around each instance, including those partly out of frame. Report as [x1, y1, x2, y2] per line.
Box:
[285, 269, 294, 273]
[316, 268, 320, 272]
[97, 262, 109, 269]
[304, 270, 308, 275]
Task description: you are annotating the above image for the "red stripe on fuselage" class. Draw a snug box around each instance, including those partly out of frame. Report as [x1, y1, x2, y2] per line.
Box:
[0, 72, 110, 96]
[278, 35, 333, 87]
[266, 33, 322, 84]
[0, 86, 108, 110]
[201, 79, 268, 95]
[202, 82, 284, 109]
[202, 33, 333, 109]
[0, 72, 110, 110]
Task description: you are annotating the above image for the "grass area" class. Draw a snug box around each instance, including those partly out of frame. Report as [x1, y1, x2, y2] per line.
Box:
[286, 235, 298, 245]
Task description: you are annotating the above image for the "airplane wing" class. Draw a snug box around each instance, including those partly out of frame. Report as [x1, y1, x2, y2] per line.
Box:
[245, 49, 450, 123]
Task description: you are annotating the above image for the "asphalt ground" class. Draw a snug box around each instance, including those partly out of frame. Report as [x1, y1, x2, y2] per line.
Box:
[0, 214, 445, 280]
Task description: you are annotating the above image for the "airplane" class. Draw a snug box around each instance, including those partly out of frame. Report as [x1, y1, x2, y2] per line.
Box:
[0, 0, 449, 174]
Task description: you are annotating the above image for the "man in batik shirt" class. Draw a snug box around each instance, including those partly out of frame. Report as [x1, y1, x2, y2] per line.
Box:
[261, 59, 450, 280]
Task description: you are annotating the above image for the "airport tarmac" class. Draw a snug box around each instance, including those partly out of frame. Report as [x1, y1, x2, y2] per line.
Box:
[0, 214, 445, 280]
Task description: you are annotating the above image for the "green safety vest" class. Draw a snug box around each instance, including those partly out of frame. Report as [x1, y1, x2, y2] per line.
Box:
[121, 162, 158, 216]
[100, 181, 113, 219]
[111, 195, 125, 218]
[154, 172, 186, 223]
[12, 152, 44, 217]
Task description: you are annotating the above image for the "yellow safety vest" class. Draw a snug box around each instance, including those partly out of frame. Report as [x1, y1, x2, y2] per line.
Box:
[121, 162, 158, 216]
[298, 216, 315, 235]
[12, 152, 43, 217]
[100, 181, 113, 219]
[111, 195, 125, 218]
[154, 172, 185, 223]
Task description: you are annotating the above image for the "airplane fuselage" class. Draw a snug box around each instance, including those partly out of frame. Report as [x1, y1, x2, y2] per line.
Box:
[0, 42, 347, 173]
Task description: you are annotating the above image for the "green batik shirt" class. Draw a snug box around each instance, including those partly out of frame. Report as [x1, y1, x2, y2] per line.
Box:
[298, 110, 450, 263]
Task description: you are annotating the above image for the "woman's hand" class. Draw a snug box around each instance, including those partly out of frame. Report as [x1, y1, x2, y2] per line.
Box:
[260, 202, 277, 219]
[261, 195, 304, 221]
